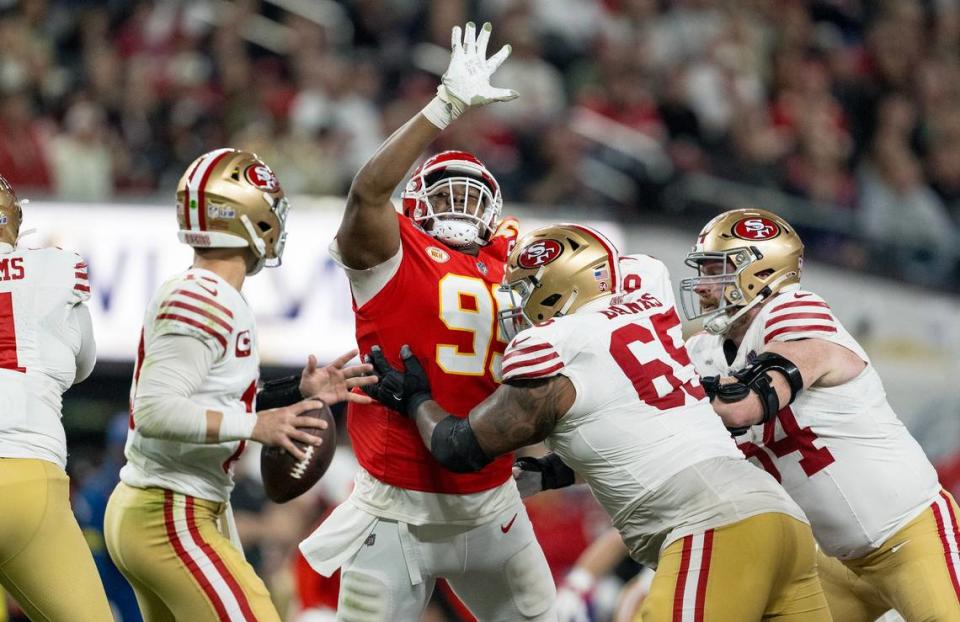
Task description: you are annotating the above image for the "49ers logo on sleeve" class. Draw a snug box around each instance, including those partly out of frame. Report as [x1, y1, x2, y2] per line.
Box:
[732, 217, 780, 241]
[517, 239, 563, 268]
[243, 164, 281, 192]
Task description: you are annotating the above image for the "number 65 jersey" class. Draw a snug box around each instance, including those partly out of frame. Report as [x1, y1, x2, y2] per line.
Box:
[685, 288, 941, 560]
[502, 255, 804, 564]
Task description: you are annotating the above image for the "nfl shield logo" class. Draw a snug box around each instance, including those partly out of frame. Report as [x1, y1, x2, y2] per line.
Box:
[476, 260, 488, 275]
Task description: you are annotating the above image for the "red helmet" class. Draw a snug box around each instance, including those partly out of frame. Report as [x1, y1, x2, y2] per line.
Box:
[401, 150, 502, 248]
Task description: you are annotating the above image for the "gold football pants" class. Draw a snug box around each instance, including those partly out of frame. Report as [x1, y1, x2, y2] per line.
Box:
[105, 482, 281, 622]
[818, 489, 960, 622]
[0, 457, 112, 622]
[639, 512, 831, 621]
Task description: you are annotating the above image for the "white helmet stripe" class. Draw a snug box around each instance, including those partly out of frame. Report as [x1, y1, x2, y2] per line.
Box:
[185, 148, 234, 232]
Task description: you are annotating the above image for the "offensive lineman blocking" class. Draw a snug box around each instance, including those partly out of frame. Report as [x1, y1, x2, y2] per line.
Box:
[363, 224, 833, 621]
[681, 208, 960, 621]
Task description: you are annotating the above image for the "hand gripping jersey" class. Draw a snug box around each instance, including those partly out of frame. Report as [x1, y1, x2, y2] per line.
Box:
[0, 247, 90, 468]
[686, 287, 942, 559]
[121, 268, 259, 502]
[502, 255, 801, 563]
[347, 214, 517, 494]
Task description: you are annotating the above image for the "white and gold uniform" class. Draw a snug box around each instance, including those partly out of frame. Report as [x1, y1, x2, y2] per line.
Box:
[0, 244, 112, 622]
[687, 287, 960, 621]
[105, 268, 277, 622]
[504, 255, 828, 622]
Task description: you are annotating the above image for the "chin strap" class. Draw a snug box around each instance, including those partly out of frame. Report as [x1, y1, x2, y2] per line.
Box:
[705, 273, 795, 335]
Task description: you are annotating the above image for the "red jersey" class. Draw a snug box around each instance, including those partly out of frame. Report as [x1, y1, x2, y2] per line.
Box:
[347, 214, 517, 493]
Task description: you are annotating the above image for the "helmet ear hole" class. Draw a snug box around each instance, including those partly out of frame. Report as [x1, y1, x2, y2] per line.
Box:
[541, 294, 561, 306]
[257, 221, 271, 232]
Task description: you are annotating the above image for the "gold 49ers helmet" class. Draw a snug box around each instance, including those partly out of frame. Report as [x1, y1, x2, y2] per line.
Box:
[498, 223, 622, 340]
[176, 148, 289, 275]
[679, 208, 804, 335]
[0, 174, 23, 247]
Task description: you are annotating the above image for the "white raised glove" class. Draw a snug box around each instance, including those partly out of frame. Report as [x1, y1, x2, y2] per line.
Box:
[422, 21, 518, 129]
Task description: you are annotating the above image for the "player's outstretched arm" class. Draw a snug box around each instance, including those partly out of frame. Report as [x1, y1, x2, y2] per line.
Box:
[337, 21, 517, 269]
[362, 344, 572, 472]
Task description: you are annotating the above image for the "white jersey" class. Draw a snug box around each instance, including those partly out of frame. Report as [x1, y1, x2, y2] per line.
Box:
[502, 255, 804, 565]
[121, 268, 259, 502]
[686, 287, 941, 559]
[0, 246, 91, 468]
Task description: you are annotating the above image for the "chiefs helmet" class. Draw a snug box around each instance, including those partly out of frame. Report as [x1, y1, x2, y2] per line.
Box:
[176, 148, 290, 276]
[0, 175, 23, 247]
[498, 224, 621, 340]
[401, 151, 502, 249]
[679, 208, 803, 335]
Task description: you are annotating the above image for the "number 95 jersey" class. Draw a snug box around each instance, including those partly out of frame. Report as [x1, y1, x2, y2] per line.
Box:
[685, 288, 941, 559]
[341, 214, 517, 494]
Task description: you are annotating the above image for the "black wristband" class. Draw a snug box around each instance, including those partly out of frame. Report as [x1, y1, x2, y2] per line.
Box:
[256, 375, 301, 411]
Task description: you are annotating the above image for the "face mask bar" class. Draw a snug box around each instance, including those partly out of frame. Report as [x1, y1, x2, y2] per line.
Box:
[265, 195, 290, 268]
[678, 248, 751, 326]
[413, 175, 500, 245]
[497, 271, 541, 341]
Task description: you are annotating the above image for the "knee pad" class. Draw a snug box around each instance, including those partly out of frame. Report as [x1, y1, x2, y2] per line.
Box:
[338, 570, 388, 622]
[504, 543, 556, 619]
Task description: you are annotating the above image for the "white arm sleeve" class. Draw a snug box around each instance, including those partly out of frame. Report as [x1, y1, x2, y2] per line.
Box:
[133, 334, 256, 443]
[72, 304, 97, 384]
[329, 239, 403, 308]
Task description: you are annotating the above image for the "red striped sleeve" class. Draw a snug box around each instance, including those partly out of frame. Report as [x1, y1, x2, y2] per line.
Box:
[763, 294, 838, 344]
[502, 337, 565, 381]
[173, 288, 234, 318]
[156, 313, 228, 350]
[160, 299, 233, 333]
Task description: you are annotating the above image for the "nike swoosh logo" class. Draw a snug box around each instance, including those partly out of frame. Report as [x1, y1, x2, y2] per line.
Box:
[512, 336, 532, 347]
[890, 540, 910, 553]
[500, 513, 518, 534]
[794, 293, 812, 299]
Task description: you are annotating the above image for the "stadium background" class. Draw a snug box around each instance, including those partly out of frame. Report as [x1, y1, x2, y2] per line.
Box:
[1, 0, 958, 620]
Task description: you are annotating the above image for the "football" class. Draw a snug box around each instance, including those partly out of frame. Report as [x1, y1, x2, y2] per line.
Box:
[260, 404, 336, 503]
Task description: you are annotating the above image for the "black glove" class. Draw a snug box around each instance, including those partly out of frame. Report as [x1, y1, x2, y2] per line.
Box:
[361, 345, 433, 416]
[514, 453, 576, 492]
[702, 375, 720, 401]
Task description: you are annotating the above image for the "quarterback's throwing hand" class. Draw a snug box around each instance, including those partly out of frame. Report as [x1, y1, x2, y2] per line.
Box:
[252, 399, 327, 461]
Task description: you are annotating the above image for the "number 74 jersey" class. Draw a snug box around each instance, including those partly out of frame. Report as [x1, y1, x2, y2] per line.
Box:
[685, 288, 941, 560]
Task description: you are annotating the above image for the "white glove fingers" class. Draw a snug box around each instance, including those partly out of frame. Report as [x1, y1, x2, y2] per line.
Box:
[486, 86, 519, 102]
[486, 44, 512, 72]
[463, 21, 476, 55]
[451, 25, 463, 51]
[476, 21, 492, 57]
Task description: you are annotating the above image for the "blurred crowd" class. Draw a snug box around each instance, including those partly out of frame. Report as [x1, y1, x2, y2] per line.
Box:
[1, 0, 960, 281]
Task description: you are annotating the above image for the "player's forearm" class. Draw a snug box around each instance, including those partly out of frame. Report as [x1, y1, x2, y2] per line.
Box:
[134, 394, 255, 443]
[133, 334, 255, 443]
[413, 400, 449, 451]
[347, 114, 442, 208]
